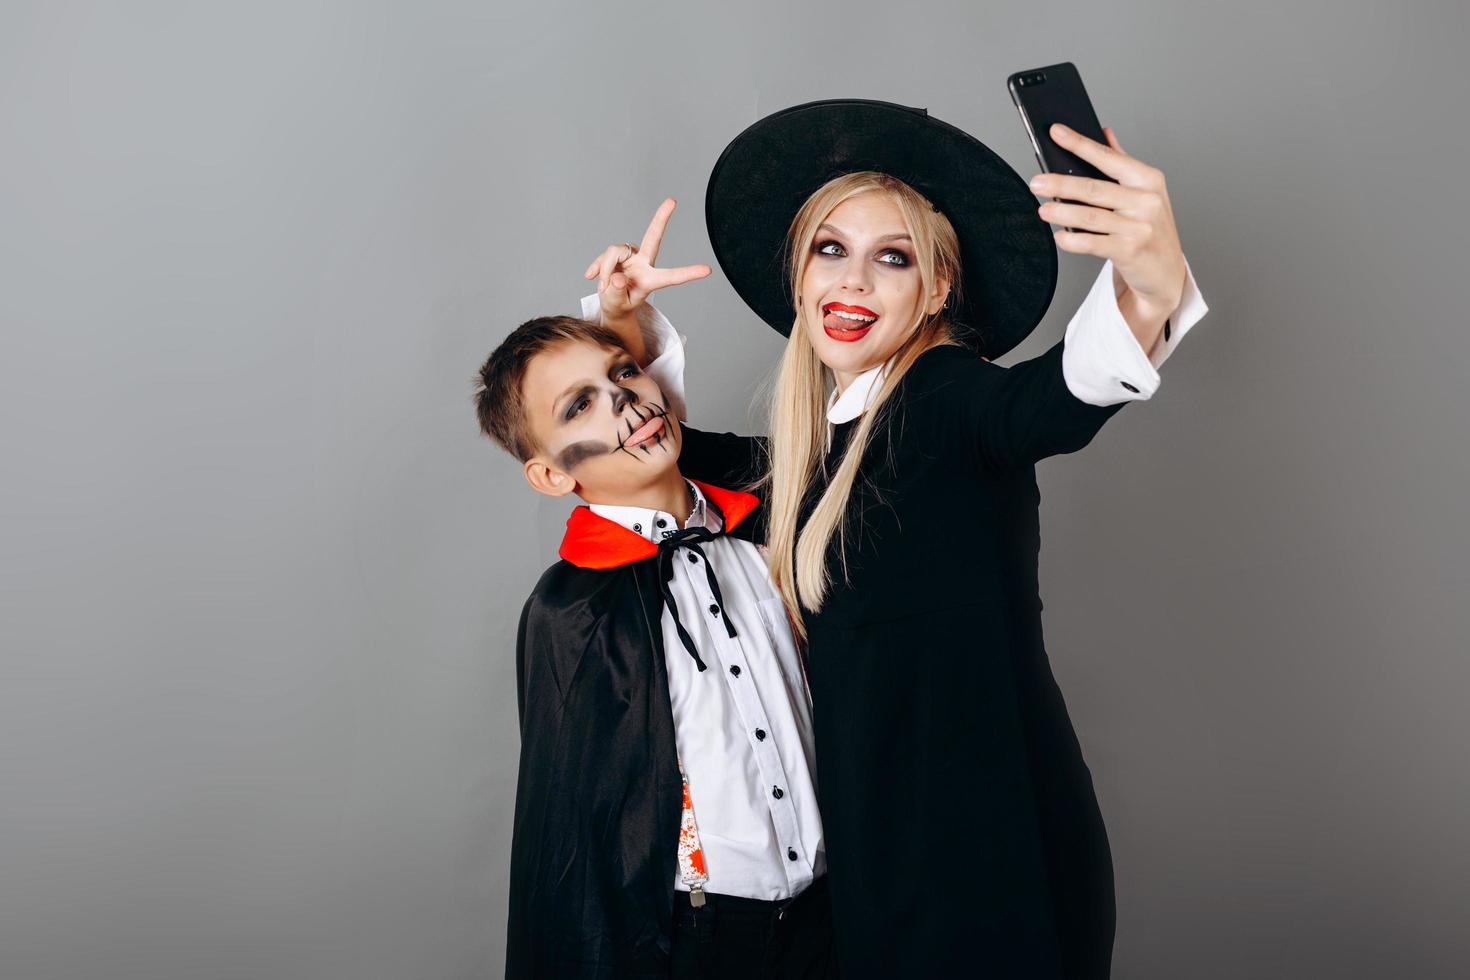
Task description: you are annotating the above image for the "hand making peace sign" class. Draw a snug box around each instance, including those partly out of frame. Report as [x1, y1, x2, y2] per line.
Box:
[1030, 124, 1188, 331]
[583, 197, 711, 324]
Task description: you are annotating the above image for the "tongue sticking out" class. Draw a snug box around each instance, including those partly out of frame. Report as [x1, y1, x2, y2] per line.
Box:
[624, 415, 665, 448]
[823, 311, 877, 335]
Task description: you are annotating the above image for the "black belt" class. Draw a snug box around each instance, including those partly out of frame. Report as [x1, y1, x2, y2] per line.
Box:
[675, 874, 828, 922]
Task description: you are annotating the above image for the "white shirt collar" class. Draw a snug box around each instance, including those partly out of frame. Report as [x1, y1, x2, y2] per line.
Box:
[587, 479, 722, 541]
[826, 360, 891, 425]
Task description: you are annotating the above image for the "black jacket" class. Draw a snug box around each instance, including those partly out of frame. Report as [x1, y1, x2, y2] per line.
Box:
[677, 340, 1127, 979]
[504, 481, 761, 979]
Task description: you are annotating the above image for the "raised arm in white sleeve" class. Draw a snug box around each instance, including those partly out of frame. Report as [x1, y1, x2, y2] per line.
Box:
[580, 292, 690, 422]
[1060, 254, 1208, 406]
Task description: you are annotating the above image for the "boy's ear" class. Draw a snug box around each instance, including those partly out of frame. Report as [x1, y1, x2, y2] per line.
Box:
[523, 456, 578, 498]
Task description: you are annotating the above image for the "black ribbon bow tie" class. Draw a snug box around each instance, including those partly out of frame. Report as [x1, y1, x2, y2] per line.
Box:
[655, 525, 738, 672]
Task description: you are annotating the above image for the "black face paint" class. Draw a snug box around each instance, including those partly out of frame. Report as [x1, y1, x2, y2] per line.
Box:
[555, 439, 612, 470]
[616, 401, 649, 460]
[615, 400, 674, 461]
[611, 382, 636, 417]
[553, 398, 676, 471]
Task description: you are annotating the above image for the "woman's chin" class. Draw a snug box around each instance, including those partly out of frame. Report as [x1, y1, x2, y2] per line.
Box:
[813, 337, 887, 377]
[807, 321, 909, 377]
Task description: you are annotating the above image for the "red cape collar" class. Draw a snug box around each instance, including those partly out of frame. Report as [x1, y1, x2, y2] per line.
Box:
[558, 479, 760, 570]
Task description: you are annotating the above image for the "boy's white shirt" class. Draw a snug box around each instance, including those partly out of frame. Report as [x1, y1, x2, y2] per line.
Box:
[581, 254, 1208, 424]
[587, 481, 825, 902]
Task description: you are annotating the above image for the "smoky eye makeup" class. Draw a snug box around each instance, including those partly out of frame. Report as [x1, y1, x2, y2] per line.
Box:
[813, 239, 911, 267]
[561, 387, 593, 422]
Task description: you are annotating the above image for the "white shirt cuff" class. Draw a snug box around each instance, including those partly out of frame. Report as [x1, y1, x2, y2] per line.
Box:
[1060, 253, 1208, 406]
[579, 292, 690, 421]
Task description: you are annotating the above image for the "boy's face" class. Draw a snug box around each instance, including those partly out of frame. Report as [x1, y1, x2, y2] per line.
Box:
[520, 339, 681, 502]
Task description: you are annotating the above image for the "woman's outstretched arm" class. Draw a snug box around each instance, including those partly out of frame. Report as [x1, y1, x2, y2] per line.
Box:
[947, 248, 1206, 471]
[946, 121, 1210, 467]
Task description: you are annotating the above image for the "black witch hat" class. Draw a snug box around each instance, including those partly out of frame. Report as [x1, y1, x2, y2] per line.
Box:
[705, 98, 1056, 359]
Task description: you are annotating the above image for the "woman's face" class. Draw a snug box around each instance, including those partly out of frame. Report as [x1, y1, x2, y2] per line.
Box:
[797, 190, 949, 386]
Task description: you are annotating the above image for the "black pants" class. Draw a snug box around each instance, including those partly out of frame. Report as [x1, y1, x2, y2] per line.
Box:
[669, 875, 839, 979]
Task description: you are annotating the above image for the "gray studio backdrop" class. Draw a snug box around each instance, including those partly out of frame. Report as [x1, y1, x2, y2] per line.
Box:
[3, 1, 1467, 978]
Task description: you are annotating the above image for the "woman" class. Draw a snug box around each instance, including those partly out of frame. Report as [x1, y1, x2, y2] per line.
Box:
[583, 99, 1207, 978]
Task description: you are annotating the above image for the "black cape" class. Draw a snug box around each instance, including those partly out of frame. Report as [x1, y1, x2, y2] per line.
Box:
[677, 339, 1127, 978]
[505, 481, 761, 979]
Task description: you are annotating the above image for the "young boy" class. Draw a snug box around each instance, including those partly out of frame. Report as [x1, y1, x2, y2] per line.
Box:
[476, 304, 834, 978]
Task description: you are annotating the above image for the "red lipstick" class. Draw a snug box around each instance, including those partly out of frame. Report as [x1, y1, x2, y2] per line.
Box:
[821, 301, 879, 342]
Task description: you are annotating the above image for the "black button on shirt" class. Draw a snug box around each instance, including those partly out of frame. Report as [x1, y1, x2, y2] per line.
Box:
[755, 728, 766, 741]
[772, 786, 783, 800]
[708, 604, 720, 616]
[729, 665, 741, 677]
[787, 848, 798, 861]
[1164, 317, 1172, 341]
[1121, 381, 1140, 393]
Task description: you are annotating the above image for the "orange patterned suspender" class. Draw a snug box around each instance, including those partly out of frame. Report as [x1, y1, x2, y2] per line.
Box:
[676, 760, 709, 907]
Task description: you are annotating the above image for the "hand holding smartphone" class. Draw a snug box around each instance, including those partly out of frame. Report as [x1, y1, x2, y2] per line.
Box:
[1007, 62, 1116, 234]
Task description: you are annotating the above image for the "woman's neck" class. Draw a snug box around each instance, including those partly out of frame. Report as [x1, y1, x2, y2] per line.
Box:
[831, 367, 860, 394]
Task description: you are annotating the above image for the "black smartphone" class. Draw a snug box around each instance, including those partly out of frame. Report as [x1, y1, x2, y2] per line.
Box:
[1007, 62, 1115, 233]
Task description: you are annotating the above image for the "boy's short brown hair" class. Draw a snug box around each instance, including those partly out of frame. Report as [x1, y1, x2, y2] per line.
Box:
[475, 315, 627, 462]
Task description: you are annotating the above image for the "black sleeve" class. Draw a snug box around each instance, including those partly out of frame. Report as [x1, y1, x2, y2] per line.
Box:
[948, 340, 1129, 472]
[508, 593, 549, 975]
[678, 423, 769, 493]
[513, 589, 566, 733]
[513, 595, 534, 732]
[505, 585, 569, 979]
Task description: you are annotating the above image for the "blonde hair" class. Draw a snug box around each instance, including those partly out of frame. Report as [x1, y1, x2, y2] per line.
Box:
[759, 172, 964, 638]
